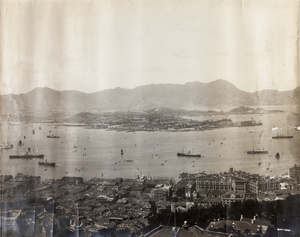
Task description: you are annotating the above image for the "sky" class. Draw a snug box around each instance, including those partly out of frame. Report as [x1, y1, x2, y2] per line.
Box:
[0, 0, 299, 95]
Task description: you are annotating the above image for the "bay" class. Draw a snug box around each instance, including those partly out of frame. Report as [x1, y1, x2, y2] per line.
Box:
[0, 111, 299, 181]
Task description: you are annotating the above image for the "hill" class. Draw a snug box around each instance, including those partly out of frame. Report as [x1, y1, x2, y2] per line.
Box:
[0, 80, 298, 121]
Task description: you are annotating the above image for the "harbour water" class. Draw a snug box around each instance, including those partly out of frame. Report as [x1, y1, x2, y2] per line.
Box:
[0, 111, 299, 181]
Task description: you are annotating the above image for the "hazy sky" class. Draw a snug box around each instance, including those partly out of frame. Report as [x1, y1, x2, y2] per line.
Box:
[0, 0, 299, 94]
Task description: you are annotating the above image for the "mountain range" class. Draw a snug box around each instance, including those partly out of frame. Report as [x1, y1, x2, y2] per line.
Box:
[0, 79, 299, 117]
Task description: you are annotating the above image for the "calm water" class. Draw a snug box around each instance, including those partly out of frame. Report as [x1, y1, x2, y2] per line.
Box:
[0, 111, 299, 181]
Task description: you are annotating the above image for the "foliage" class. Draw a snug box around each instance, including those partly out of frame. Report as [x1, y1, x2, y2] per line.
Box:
[149, 195, 300, 230]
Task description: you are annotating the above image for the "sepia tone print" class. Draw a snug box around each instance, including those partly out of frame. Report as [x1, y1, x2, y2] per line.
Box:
[0, 0, 299, 236]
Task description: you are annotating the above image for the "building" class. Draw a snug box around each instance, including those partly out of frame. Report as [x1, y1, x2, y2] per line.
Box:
[259, 177, 280, 191]
[184, 183, 196, 198]
[151, 188, 169, 201]
[290, 165, 300, 183]
[232, 177, 247, 192]
[61, 177, 83, 186]
[248, 178, 259, 195]
[222, 192, 245, 206]
[207, 219, 266, 236]
[196, 175, 231, 192]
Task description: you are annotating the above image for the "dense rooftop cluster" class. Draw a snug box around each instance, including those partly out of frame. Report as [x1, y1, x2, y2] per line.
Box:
[0, 166, 299, 236]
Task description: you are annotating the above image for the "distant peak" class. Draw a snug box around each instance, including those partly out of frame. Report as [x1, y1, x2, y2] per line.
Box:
[18, 87, 57, 95]
[183, 79, 238, 89]
[206, 79, 241, 90]
[30, 87, 56, 92]
[208, 79, 233, 85]
[184, 81, 203, 86]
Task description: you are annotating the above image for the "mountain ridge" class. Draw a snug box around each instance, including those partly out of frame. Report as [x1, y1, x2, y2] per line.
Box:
[6, 78, 299, 96]
[0, 80, 299, 117]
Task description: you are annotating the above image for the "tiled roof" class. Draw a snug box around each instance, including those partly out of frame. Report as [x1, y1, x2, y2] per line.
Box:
[207, 220, 257, 233]
[142, 225, 230, 237]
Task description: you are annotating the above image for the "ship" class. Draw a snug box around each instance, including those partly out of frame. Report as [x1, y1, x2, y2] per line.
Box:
[247, 149, 268, 154]
[177, 152, 201, 157]
[38, 160, 56, 166]
[239, 119, 262, 127]
[9, 153, 44, 159]
[272, 134, 293, 139]
[47, 135, 60, 138]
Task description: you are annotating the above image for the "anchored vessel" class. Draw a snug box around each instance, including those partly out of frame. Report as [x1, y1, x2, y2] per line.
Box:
[38, 160, 56, 166]
[47, 135, 60, 138]
[272, 134, 293, 139]
[124, 159, 133, 162]
[247, 149, 268, 154]
[9, 153, 44, 159]
[177, 152, 201, 157]
[239, 120, 262, 127]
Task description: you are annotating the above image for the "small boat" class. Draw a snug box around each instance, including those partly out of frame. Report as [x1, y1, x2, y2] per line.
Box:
[38, 160, 56, 167]
[247, 149, 268, 154]
[47, 134, 60, 138]
[9, 153, 44, 159]
[177, 151, 201, 157]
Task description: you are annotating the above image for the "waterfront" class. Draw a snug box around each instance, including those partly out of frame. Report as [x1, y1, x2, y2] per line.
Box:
[0, 111, 299, 181]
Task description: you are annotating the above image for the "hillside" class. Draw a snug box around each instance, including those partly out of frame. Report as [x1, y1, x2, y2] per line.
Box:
[0, 80, 298, 120]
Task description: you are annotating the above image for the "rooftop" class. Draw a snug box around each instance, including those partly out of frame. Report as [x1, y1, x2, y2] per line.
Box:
[142, 225, 230, 237]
